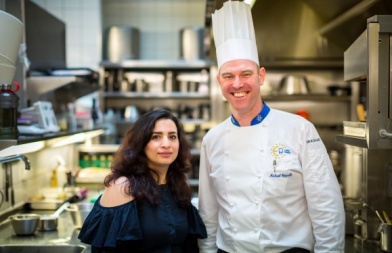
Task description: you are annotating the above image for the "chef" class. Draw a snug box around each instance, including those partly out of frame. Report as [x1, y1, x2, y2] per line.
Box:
[197, 1, 345, 253]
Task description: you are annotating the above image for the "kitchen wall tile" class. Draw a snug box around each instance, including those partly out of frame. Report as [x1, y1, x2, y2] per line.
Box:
[46, 0, 63, 9]
[63, 0, 80, 9]
[32, 0, 101, 70]
[31, 0, 204, 67]
[102, 0, 205, 60]
[64, 9, 82, 27]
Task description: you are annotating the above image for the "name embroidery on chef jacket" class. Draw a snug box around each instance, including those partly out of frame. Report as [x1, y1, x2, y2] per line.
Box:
[269, 143, 292, 178]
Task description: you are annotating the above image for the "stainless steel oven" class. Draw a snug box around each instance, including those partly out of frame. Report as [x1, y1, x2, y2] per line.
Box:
[337, 15, 392, 243]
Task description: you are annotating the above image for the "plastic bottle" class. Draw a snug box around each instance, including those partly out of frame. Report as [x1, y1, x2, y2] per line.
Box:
[91, 98, 99, 126]
[0, 82, 20, 139]
[50, 169, 58, 188]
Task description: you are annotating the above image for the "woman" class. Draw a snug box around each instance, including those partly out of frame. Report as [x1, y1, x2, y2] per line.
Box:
[78, 109, 207, 253]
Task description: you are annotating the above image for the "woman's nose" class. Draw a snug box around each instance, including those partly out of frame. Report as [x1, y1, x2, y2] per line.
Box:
[161, 137, 171, 147]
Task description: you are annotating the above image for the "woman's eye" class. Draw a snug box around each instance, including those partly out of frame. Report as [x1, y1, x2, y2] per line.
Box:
[151, 135, 160, 140]
[170, 135, 177, 140]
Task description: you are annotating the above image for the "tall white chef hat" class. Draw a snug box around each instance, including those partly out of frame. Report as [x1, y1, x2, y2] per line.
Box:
[212, 0, 259, 69]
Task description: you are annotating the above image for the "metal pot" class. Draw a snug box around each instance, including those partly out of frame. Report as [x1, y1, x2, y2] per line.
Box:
[179, 26, 205, 61]
[66, 202, 94, 229]
[104, 25, 140, 62]
[379, 223, 392, 252]
[278, 75, 310, 95]
[37, 201, 69, 231]
[38, 215, 58, 231]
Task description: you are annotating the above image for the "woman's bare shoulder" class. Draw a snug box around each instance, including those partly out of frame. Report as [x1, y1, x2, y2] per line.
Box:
[100, 176, 134, 207]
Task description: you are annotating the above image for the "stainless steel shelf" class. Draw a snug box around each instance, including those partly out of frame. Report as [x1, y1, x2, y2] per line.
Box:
[104, 91, 210, 99]
[100, 59, 215, 69]
[263, 94, 351, 102]
[0, 128, 105, 153]
[335, 134, 368, 148]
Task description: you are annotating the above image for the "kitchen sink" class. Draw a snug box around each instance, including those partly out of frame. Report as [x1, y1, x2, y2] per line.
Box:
[0, 244, 86, 253]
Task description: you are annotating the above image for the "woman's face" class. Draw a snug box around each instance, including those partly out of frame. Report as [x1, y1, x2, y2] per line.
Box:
[145, 118, 179, 172]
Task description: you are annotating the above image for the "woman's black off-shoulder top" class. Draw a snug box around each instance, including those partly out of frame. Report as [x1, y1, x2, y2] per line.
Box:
[78, 185, 207, 253]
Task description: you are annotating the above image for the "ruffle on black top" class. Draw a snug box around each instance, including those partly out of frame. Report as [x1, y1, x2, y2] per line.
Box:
[78, 195, 206, 251]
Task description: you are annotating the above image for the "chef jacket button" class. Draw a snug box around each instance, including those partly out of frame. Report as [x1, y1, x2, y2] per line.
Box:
[229, 202, 234, 207]
[254, 228, 258, 233]
[232, 228, 237, 233]
[257, 174, 262, 178]
[260, 149, 264, 152]
[224, 152, 229, 156]
[225, 176, 230, 181]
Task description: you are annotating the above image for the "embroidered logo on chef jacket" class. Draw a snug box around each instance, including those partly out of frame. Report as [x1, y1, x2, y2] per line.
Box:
[270, 143, 292, 177]
[270, 143, 291, 159]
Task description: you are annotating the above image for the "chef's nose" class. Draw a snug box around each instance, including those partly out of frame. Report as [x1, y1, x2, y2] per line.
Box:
[232, 76, 243, 89]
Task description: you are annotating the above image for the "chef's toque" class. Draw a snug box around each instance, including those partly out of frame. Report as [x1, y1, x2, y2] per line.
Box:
[212, 0, 259, 69]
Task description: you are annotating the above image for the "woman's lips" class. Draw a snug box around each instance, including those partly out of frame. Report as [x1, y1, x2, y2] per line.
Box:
[159, 152, 172, 158]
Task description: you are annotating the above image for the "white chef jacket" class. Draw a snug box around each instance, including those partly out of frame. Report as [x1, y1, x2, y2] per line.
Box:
[198, 108, 345, 253]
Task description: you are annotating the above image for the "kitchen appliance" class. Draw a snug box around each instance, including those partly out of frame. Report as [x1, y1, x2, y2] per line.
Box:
[104, 25, 140, 62]
[179, 26, 205, 61]
[18, 101, 60, 134]
[336, 15, 392, 246]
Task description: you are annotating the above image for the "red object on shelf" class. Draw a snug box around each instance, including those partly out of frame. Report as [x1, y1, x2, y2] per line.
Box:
[296, 110, 310, 121]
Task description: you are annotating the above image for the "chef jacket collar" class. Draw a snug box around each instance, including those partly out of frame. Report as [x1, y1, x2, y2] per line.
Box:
[231, 102, 270, 127]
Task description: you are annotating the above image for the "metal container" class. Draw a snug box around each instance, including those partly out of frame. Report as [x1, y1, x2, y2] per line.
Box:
[104, 25, 140, 62]
[66, 202, 94, 229]
[379, 223, 392, 252]
[179, 26, 205, 61]
[278, 75, 310, 95]
[38, 215, 58, 231]
[9, 214, 40, 235]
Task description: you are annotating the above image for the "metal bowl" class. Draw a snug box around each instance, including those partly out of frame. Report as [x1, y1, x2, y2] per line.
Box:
[66, 202, 94, 229]
[9, 214, 40, 235]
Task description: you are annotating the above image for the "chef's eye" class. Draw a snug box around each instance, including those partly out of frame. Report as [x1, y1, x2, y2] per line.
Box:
[222, 74, 233, 80]
[242, 72, 252, 78]
[169, 134, 178, 140]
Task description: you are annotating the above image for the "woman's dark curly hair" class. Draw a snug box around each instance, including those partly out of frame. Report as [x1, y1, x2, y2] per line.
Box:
[104, 109, 193, 208]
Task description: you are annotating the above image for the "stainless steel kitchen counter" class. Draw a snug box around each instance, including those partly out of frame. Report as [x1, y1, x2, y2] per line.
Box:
[345, 235, 385, 252]
[0, 208, 385, 253]
[0, 209, 90, 253]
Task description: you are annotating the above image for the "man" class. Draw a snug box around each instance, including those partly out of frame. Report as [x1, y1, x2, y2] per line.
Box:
[197, 1, 345, 253]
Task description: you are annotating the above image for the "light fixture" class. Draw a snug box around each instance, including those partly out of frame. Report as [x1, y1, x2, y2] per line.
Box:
[0, 141, 45, 157]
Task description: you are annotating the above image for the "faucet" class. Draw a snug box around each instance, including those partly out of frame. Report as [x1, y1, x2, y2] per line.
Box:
[0, 154, 31, 170]
[0, 154, 31, 206]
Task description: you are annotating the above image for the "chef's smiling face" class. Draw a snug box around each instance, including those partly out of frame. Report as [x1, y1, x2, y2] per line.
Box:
[217, 59, 266, 116]
[145, 118, 179, 173]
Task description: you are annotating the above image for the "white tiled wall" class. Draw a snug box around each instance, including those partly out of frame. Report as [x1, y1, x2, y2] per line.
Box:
[30, 0, 206, 70]
[31, 0, 102, 71]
